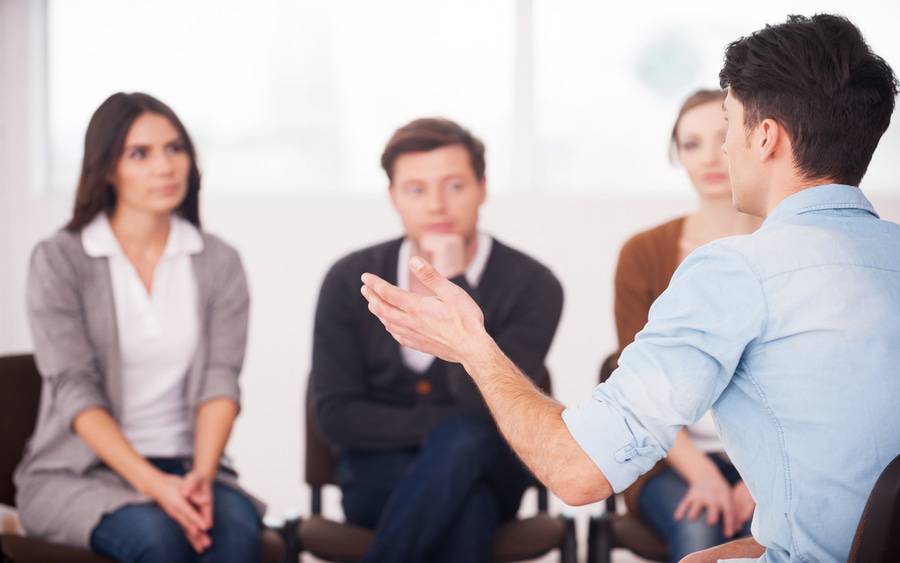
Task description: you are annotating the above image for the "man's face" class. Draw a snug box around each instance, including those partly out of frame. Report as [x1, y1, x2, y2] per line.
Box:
[389, 144, 486, 243]
[723, 90, 765, 216]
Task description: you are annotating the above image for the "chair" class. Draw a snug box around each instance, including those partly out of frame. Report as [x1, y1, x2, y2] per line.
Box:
[587, 352, 667, 563]
[0, 353, 286, 563]
[847, 454, 900, 563]
[293, 369, 578, 562]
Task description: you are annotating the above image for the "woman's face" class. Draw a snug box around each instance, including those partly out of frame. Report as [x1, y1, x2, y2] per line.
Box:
[676, 100, 731, 199]
[111, 112, 190, 216]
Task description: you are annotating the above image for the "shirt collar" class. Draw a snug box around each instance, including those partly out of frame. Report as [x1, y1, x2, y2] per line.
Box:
[762, 184, 879, 228]
[164, 215, 204, 257]
[82, 213, 204, 258]
[397, 232, 493, 290]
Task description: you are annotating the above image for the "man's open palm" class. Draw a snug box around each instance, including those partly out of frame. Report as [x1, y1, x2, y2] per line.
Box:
[361, 256, 487, 364]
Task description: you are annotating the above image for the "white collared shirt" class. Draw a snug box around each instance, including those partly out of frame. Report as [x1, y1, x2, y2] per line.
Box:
[82, 213, 203, 458]
[397, 232, 493, 373]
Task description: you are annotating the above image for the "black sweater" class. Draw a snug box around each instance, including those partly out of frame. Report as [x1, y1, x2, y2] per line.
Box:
[311, 236, 564, 451]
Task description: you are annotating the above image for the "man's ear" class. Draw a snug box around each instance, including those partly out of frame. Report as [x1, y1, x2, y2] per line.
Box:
[757, 118, 783, 163]
[388, 183, 399, 210]
[477, 177, 487, 205]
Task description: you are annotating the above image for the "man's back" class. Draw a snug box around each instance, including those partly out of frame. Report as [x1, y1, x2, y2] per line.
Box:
[562, 185, 900, 563]
[714, 184, 900, 561]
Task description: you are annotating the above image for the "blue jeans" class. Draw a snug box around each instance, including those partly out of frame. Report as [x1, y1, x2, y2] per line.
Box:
[89, 458, 261, 563]
[638, 453, 753, 563]
[337, 414, 534, 563]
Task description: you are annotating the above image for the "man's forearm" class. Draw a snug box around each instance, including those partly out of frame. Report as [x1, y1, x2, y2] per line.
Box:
[462, 334, 613, 505]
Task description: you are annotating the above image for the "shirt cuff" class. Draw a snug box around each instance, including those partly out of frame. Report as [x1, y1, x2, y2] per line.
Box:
[562, 392, 663, 493]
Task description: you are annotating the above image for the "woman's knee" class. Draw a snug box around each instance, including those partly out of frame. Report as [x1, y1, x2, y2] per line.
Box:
[210, 486, 261, 555]
[90, 503, 194, 563]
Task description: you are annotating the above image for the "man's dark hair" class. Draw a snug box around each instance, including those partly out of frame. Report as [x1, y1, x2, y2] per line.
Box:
[719, 14, 898, 186]
[381, 118, 486, 183]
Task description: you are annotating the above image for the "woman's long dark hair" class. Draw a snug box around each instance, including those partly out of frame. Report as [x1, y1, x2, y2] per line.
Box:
[66, 92, 202, 231]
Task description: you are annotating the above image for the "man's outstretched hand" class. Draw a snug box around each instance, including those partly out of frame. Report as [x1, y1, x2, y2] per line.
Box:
[362, 255, 614, 506]
[361, 256, 491, 366]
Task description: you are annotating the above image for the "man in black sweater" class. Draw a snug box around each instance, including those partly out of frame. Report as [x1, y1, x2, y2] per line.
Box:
[311, 117, 563, 562]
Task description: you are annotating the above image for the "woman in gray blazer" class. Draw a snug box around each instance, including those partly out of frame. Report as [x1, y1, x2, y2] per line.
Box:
[14, 92, 263, 562]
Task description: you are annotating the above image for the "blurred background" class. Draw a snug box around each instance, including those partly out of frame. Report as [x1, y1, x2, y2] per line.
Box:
[2, 1, 898, 560]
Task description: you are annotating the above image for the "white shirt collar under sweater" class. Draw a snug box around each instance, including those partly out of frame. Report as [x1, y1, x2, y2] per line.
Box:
[397, 232, 493, 373]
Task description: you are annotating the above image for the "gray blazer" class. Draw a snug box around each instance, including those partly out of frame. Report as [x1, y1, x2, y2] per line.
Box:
[14, 226, 263, 548]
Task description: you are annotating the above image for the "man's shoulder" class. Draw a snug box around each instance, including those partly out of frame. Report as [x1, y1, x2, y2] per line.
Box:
[717, 214, 900, 281]
[487, 237, 561, 288]
[684, 227, 821, 288]
[687, 234, 760, 274]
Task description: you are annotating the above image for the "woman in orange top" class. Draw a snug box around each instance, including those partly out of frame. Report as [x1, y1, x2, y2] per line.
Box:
[612, 89, 762, 563]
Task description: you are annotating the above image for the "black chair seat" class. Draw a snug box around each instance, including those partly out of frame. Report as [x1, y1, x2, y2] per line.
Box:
[610, 513, 667, 561]
[260, 528, 287, 563]
[848, 454, 900, 563]
[0, 534, 113, 563]
[298, 513, 568, 563]
[492, 513, 568, 562]
[297, 516, 372, 561]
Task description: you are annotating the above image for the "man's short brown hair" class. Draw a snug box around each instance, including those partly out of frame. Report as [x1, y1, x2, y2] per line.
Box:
[381, 117, 486, 183]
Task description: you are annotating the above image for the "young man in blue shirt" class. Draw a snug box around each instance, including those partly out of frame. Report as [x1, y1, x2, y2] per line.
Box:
[361, 14, 899, 563]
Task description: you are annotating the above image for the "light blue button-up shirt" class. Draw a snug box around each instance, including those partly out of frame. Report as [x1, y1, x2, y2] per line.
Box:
[563, 184, 900, 562]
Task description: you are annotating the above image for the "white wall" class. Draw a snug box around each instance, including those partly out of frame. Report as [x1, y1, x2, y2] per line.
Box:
[0, 0, 30, 350]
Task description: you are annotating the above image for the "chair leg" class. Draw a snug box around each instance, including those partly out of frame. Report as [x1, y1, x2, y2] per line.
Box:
[587, 514, 613, 563]
[280, 516, 301, 563]
[559, 515, 577, 563]
[0, 536, 13, 563]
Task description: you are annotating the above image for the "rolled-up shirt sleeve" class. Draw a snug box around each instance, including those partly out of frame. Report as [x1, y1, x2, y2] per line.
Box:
[563, 241, 768, 493]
